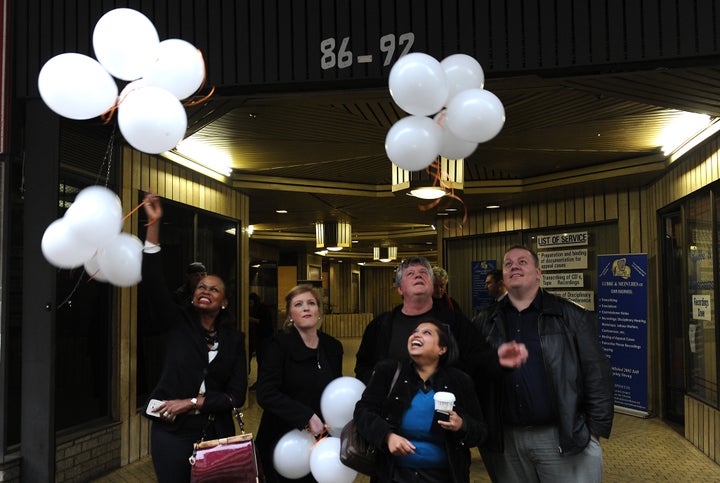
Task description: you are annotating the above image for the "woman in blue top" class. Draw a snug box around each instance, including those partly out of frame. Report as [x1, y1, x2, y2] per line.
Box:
[354, 319, 486, 483]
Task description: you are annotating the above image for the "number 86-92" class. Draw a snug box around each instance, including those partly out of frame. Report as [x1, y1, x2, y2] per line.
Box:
[320, 33, 415, 70]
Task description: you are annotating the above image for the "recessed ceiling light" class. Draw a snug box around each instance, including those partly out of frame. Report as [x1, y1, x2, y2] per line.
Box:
[445, 208, 458, 212]
[486, 204, 500, 209]
[437, 212, 449, 216]
[276, 209, 288, 214]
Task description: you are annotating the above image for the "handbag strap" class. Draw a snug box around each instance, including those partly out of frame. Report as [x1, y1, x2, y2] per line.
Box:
[388, 361, 401, 396]
[189, 407, 246, 465]
[233, 407, 246, 434]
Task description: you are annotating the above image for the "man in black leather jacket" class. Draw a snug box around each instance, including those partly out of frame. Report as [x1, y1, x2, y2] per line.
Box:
[474, 245, 614, 483]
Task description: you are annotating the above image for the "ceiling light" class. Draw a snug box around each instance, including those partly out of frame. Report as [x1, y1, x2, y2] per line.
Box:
[276, 209, 288, 214]
[658, 112, 712, 155]
[316, 220, 352, 252]
[409, 186, 447, 199]
[172, 139, 233, 177]
[161, 149, 231, 181]
[392, 157, 464, 199]
[486, 204, 500, 209]
[373, 246, 398, 263]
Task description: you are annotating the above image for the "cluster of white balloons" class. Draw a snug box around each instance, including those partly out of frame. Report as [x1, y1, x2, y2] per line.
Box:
[385, 52, 505, 171]
[38, 7, 205, 154]
[273, 376, 366, 483]
[41, 186, 143, 287]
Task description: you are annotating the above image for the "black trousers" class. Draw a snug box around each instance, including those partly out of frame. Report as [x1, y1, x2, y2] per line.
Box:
[151, 417, 217, 483]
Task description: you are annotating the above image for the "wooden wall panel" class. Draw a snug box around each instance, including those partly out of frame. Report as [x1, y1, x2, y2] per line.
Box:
[360, 266, 397, 316]
[117, 146, 249, 465]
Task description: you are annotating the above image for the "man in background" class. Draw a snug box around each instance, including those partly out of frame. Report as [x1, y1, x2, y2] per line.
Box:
[172, 262, 207, 306]
[485, 269, 507, 304]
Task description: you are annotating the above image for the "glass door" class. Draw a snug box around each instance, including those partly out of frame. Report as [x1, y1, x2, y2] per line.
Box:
[661, 211, 685, 424]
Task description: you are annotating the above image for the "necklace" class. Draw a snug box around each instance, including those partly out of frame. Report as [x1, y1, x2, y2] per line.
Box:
[204, 328, 218, 346]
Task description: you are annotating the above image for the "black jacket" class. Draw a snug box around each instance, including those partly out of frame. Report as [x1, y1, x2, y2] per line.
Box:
[475, 289, 614, 455]
[355, 299, 479, 384]
[354, 359, 487, 483]
[140, 252, 247, 437]
[255, 326, 343, 482]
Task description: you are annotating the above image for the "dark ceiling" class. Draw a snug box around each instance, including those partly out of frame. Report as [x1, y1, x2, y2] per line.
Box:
[180, 64, 720, 264]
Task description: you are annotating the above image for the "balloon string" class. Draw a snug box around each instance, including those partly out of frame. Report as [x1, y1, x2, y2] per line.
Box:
[184, 86, 215, 107]
[123, 199, 158, 226]
[417, 157, 468, 226]
[183, 50, 215, 107]
[86, 268, 101, 282]
[305, 425, 330, 449]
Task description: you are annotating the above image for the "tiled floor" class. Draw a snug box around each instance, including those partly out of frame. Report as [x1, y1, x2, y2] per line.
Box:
[94, 337, 720, 482]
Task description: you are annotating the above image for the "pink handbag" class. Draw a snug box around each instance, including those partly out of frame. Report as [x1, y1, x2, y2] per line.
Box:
[189, 433, 261, 483]
[189, 410, 263, 482]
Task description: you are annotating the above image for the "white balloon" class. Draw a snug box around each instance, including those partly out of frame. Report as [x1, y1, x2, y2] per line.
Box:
[320, 377, 366, 434]
[142, 39, 205, 100]
[440, 53, 485, 102]
[84, 254, 110, 282]
[64, 186, 124, 249]
[92, 8, 160, 81]
[272, 429, 316, 479]
[96, 233, 143, 287]
[37, 53, 118, 120]
[433, 110, 478, 159]
[310, 437, 357, 483]
[389, 53, 448, 116]
[385, 115, 442, 171]
[445, 88, 505, 143]
[41, 218, 97, 269]
[118, 86, 187, 154]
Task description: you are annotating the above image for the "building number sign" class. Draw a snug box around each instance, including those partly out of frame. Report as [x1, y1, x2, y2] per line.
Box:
[320, 33, 415, 70]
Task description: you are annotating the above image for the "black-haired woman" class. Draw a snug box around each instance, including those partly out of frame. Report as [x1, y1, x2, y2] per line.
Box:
[354, 320, 486, 483]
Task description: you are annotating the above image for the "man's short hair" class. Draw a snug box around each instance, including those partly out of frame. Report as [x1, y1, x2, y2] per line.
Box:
[394, 256, 433, 286]
[186, 262, 207, 274]
[504, 245, 540, 266]
[487, 269, 503, 282]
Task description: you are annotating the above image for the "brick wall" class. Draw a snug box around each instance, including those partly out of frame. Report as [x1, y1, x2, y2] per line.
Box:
[55, 424, 122, 482]
[0, 455, 20, 482]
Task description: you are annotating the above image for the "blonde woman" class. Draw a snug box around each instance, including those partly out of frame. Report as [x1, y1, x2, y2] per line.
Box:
[255, 285, 344, 482]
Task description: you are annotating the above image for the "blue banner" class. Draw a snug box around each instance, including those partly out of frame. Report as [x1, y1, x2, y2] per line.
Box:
[597, 254, 648, 416]
[471, 260, 496, 310]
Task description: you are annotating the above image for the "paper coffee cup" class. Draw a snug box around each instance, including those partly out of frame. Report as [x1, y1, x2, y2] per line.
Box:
[434, 391, 455, 412]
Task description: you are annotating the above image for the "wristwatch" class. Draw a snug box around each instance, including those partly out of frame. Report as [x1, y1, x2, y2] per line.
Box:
[191, 397, 198, 408]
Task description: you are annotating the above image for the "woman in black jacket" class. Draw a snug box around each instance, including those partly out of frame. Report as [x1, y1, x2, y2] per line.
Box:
[354, 320, 487, 483]
[140, 194, 247, 483]
[255, 284, 344, 482]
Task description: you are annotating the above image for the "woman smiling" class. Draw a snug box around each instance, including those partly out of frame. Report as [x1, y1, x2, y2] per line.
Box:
[354, 320, 486, 483]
